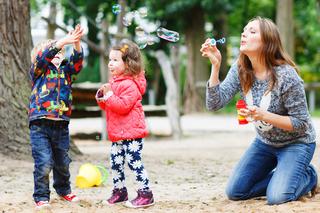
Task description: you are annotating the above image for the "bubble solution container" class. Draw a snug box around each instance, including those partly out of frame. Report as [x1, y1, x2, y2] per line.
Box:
[236, 100, 248, 125]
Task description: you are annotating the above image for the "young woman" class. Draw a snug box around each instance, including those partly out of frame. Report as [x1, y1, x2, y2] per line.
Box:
[200, 16, 317, 205]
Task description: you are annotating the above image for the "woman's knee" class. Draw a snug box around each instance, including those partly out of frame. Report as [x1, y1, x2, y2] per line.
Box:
[225, 184, 245, 200]
[267, 191, 292, 205]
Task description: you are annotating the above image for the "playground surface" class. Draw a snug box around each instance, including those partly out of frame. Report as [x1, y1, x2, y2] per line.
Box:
[1, 114, 320, 212]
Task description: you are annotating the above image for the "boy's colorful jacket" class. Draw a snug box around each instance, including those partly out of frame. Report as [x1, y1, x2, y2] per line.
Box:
[97, 74, 148, 142]
[28, 43, 83, 122]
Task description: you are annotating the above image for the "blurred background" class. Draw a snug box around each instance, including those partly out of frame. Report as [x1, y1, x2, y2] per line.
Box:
[29, 0, 320, 117]
[1, 0, 320, 156]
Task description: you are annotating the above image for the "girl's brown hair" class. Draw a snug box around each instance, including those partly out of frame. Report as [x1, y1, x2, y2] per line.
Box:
[238, 16, 298, 94]
[112, 40, 143, 76]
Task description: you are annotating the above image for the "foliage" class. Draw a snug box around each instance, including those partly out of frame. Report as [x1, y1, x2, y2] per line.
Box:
[295, 0, 320, 74]
[212, 93, 241, 114]
[74, 57, 100, 82]
[227, 0, 275, 35]
[30, 0, 320, 111]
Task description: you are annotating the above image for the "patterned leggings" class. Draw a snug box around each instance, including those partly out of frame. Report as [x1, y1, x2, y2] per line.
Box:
[110, 138, 150, 191]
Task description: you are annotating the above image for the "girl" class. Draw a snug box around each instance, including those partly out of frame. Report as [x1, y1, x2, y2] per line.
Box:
[200, 16, 317, 205]
[96, 40, 154, 208]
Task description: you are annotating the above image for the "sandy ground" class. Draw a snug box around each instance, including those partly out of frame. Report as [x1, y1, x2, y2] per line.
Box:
[1, 114, 320, 213]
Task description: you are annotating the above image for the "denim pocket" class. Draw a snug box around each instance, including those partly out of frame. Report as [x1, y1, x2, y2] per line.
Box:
[30, 124, 42, 132]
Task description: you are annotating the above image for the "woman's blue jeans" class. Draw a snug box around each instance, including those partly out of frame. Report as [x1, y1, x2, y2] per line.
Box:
[30, 120, 71, 202]
[226, 138, 317, 205]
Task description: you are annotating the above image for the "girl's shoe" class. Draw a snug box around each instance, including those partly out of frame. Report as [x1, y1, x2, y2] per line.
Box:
[107, 188, 128, 205]
[60, 193, 79, 202]
[125, 189, 155, 208]
[35, 200, 50, 209]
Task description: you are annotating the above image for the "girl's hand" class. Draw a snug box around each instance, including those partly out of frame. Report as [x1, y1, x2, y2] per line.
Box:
[200, 38, 222, 68]
[101, 83, 111, 95]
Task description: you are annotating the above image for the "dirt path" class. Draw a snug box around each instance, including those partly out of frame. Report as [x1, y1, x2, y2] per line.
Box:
[1, 130, 320, 212]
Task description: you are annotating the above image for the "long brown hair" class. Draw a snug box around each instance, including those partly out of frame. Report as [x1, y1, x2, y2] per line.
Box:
[238, 16, 298, 94]
[112, 40, 143, 76]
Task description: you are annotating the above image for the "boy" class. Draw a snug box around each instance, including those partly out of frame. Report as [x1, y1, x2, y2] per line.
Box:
[28, 25, 84, 209]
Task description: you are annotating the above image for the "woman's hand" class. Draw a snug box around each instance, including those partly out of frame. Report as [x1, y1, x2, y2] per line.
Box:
[200, 38, 222, 68]
[239, 106, 266, 121]
[200, 38, 222, 86]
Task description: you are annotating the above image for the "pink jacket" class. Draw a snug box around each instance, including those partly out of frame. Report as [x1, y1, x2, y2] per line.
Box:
[97, 74, 148, 142]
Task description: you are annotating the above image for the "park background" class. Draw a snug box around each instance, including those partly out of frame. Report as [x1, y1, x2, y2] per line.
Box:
[0, 0, 320, 212]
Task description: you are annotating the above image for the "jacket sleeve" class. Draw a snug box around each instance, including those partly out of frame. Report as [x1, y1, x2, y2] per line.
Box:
[97, 101, 106, 111]
[206, 63, 241, 111]
[281, 68, 310, 132]
[105, 81, 140, 115]
[65, 48, 84, 75]
[29, 43, 61, 80]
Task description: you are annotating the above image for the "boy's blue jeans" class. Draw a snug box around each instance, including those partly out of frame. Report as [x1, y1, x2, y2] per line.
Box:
[226, 138, 317, 205]
[29, 119, 71, 202]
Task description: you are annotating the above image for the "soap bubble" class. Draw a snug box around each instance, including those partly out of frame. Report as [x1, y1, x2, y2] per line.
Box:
[122, 12, 134, 26]
[138, 7, 148, 18]
[156, 27, 179, 42]
[135, 26, 145, 37]
[112, 4, 121, 15]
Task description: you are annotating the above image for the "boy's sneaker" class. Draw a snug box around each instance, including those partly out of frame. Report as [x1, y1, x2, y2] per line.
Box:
[125, 189, 155, 208]
[106, 188, 128, 205]
[35, 200, 50, 209]
[60, 193, 79, 202]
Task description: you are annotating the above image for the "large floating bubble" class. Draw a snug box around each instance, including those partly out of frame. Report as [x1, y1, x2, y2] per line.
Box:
[156, 27, 179, 42]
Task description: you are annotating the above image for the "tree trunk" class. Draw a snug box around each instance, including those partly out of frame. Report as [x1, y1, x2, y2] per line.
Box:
[214, 13, 228, 79]
[116, 0, 127, 44]
[99, 19, 109, 141]
[150, 65, 161, 105]
[46, 1, 57, 39]
[0, 0, 32, 159]
[276, 0, 294, 58]
[152, 51, 182, 139]
[170, 44, 181, 107]
[184, 6, 207, 113]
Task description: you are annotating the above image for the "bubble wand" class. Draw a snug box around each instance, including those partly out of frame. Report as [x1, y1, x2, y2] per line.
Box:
[210, 37, 226, 46]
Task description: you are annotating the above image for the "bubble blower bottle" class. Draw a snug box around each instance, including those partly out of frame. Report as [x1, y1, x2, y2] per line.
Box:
[236, 100, 248, 125]
[210, 37, 226, 46]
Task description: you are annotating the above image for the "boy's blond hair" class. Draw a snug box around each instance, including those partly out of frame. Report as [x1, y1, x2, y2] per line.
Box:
[30, 39, 65, 63]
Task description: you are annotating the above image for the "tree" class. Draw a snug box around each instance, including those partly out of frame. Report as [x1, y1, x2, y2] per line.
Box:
[47, 1, 57, 39]
[146, 1, 208, 112]
[276, 0, 294, 58]
[152, 50, 182, 138]
[0, 0, 32, 158]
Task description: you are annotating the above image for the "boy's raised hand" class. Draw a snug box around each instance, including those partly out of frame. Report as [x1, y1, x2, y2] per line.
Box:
[56, 24, 84, 50]
[73, 24, 84, 52]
